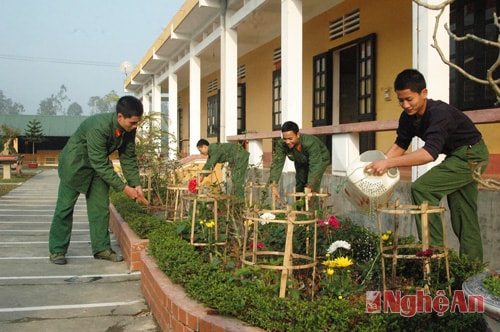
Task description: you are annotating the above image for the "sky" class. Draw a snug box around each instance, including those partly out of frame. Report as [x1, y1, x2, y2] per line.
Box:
[0, 0, 185, 115]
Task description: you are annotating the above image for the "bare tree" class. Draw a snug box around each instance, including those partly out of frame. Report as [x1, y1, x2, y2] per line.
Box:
[413, 0, 500, 103]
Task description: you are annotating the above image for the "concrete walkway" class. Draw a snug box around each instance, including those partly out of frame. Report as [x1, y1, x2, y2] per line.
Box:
[0, 169, 160, 332]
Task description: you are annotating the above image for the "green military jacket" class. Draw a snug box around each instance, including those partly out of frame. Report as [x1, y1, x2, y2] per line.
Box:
[269, 133, 330, 187]
[202, 142, 246, 170]
[58, 112, 140, 193]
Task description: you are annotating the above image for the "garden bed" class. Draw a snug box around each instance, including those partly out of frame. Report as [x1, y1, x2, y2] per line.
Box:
[109, 203, 263, 331]
[109, 193, 488, 331]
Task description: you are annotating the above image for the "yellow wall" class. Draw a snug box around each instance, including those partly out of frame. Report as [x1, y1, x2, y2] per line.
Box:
[178, 0, 500, 156]
[477, 123, 500, 154]
[304, 0, 412, 151]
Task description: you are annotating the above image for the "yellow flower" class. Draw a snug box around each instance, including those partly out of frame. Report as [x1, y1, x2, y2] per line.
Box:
[386, 230, 392, 235]
[327, 268, 334, 276]
[332, 256, 353, 268]
[246, 220, 253, 227]
[338, 295, 343, 300]
[381, 234, 390, 241]
[205, 221, 215, 228]
[322, 259, 336, 268]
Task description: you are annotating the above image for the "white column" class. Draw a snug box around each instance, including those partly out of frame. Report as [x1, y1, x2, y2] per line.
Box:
[141, 85, 151, 115]
[411, 1, 449, 180]
[248, 140, 263, 168]
[281, 0, 302, 127]
[189, 45, 201, 155]
[151, 76, 162, 114]
[220, 13, 238, 140]
[168, 70, 179, 159]
[281, 0, 303, 173]
[151, 76, 163, 158]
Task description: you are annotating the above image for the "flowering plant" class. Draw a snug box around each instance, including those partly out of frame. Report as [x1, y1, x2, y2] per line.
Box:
[416, 248, 435, 257]
[321, 251, 358, 298]
[259, 212, 276, 225]
[188, 178, 198, 193]
[248, 241, 266, 250]
[317, 215, 341, 248]
[327, 240, 351, 255]
[380, 229, 392, 244]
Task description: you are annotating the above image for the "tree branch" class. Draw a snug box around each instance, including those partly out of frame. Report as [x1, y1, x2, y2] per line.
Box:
[413, 0, 500, 104]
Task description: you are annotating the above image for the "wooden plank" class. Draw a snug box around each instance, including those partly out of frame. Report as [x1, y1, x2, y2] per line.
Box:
[227, 108, 500, 141]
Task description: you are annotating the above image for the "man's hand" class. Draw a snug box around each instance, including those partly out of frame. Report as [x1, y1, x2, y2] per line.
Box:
[123, 185, 138, 200]
[304, 186, 312, 195]
[364, 160, 390, 176]
[135, 186, 144, 198]
[272, 186, 280, 202]
[134, 186, 149, 205]
[123, 185, 148, 205]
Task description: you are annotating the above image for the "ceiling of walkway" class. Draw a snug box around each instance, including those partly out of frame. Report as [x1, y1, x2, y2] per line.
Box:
[127, 0, 342, 93]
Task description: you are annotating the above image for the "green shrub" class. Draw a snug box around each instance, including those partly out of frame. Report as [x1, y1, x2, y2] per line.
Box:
[110, 193, 487, 331]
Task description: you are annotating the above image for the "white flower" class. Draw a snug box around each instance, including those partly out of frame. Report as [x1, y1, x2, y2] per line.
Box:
[259, 212, 276, 225]
[327, 240, 351, 254]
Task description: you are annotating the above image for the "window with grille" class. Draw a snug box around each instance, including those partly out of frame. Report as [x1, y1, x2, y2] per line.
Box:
[237, 83, 246, 134]
[313, 33, 376, 152]
[358, 35, 375, 121]
[207, 92, 220, 138]
[45, 157, 56, 165]
[272, 70, 282, 130]
[449, 0, 500, 110]
[313, 52, 332, 127]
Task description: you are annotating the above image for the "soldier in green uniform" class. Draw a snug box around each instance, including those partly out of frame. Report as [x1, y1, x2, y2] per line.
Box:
[269, 121, 331, 201]
[49, 96, 145, 265]
[196, 139, 249, 200]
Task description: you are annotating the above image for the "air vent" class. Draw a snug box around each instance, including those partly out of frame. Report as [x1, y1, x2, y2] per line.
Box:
[207, 79, 218, 93]
[329, 9, 360, 41]
[273, 48, 281, 64]
[238, 65, 246, 79]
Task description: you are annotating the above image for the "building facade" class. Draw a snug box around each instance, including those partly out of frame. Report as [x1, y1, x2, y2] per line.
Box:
[124, 0, 500, 178]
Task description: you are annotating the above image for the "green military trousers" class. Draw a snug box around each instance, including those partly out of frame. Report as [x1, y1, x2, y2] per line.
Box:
[232, 149, 250, 199]
[411, 140, 489, 261]
[294, 162, 329, 193]
[49, 175, 111, 255]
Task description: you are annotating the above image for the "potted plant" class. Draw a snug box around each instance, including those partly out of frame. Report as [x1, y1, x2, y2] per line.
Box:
[24, 119, 45, 168]
[462, 269, 500, 331]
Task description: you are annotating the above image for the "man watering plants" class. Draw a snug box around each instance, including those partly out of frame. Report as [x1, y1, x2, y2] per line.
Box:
[268, 121, 330, 202]
[365, 69, 489, 261]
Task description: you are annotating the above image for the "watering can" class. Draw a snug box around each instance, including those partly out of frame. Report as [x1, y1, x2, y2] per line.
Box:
[344, 150, 400, 215]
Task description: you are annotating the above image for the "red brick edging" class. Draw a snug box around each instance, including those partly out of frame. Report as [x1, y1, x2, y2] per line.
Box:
[109, 204, 149, 271]
[141, 251, 263, 332]
[109, 204, 263, 332]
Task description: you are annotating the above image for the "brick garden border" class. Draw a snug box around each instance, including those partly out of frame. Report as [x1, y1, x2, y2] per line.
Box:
[109, 204, 149, 271]
[109, 204, 263, 332]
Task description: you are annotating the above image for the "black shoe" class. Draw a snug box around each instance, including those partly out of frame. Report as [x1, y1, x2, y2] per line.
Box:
[50, 253, 67, 265]
[93, 249, 123, 262]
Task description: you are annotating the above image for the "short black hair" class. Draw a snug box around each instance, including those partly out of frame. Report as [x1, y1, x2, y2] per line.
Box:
[196, 139, 210, 147]
[281, 121, 299, 134]
[116, 96, 144, 118]
[394, 69, 427, 93]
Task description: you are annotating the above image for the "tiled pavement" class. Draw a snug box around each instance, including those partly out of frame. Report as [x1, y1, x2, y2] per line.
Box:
[0, 168, 160, 332]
